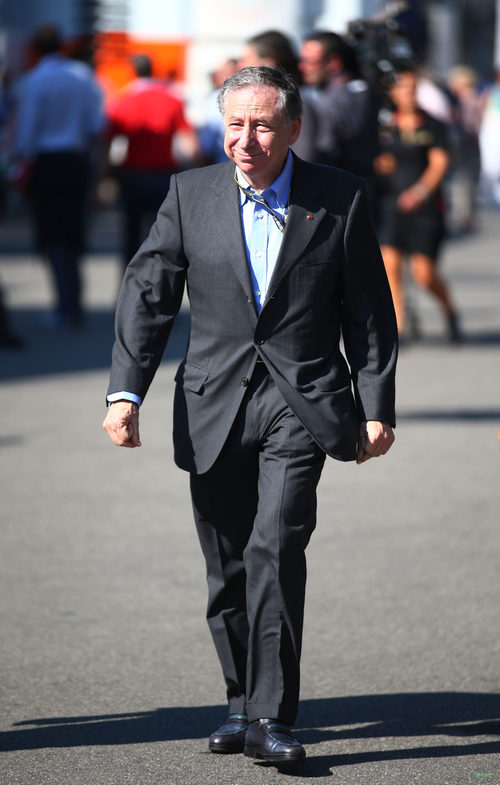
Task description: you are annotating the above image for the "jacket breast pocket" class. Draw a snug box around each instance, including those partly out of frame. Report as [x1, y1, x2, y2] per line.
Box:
[295, 257, 339, 303]
[296, 257, 339, 281]
[174, 361, 209, 394]
[297, 258, 335, 271]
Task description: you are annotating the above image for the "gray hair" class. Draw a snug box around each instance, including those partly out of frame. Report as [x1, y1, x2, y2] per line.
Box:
[217, 66, 302, 124]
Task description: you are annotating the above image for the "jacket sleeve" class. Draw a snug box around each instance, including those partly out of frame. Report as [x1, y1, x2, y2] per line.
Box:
[107, 175, 187, 401]
[341, 185, 398, 426]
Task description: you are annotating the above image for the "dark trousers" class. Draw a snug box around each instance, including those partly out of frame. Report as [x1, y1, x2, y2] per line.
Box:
[117, 170, 172, 269]
[190, 363, 325, 725]
[30, 152, 89, 321]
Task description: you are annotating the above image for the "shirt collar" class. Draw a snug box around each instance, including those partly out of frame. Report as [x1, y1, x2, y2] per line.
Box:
[39, 53, 64, 67]
[235, 149, 293, 209]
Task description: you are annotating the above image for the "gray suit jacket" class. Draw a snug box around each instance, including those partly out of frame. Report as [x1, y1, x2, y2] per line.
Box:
[108, 154, 397, 473]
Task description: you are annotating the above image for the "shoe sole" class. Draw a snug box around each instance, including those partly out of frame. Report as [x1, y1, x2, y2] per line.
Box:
[244, 744, 305, 764]
[209, 742, 245, 754]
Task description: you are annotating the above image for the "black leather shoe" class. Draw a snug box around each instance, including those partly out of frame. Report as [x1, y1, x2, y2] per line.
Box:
[208, 714, 249, 754]
[244, 718, 305, 764]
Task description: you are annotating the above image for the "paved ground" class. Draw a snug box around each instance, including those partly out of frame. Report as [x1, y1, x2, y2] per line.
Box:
[1, 206, 499, 784]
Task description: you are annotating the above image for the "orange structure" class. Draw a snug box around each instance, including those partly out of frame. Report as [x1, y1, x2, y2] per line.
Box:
[94, 31, 189, 99]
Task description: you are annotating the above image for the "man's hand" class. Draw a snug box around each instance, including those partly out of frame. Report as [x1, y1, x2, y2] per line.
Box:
[357, 420, 394, 464]
[102, 401, 141, 448]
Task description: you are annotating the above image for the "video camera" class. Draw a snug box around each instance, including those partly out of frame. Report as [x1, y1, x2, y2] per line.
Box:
[345, 1, 415, 93]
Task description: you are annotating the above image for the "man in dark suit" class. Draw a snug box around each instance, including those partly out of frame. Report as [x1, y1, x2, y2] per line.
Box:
[299, 31, 380, 180]
[103, 66, 397, 765]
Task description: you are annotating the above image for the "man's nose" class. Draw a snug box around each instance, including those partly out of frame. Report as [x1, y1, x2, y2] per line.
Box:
[239, 124, 254, 147]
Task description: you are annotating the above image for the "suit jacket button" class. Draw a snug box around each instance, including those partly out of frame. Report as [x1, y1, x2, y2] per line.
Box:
[241, 377, 249, 387]
[257, 338, 265, 345]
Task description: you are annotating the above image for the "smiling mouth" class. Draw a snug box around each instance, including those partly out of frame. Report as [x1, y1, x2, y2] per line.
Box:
[236, 151, 262, 161]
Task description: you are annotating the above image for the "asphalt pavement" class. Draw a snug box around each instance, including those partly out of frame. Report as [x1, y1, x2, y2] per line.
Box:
[1, 205, 499, 784]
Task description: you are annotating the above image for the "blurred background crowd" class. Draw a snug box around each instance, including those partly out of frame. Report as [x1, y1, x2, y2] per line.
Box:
[1, 0, 500, 347]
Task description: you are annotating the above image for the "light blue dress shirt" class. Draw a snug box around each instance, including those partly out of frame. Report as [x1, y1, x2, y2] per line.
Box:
[108, 150, 293, 407]
[236, 149, 293, 313]
[13, 54, 104, 159]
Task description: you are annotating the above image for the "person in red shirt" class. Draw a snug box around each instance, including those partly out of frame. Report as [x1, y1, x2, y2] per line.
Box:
[107, 55, 199, 269]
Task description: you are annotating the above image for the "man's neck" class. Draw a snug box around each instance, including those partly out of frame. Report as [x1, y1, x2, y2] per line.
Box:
[240, 173, 281, 195]
[237, 153, 291, 195]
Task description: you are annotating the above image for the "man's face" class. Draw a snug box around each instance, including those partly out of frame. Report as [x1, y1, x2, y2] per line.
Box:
[223, 85, 301, 192]
[390, 71, 418, 112]
[299, 40, 328, 86]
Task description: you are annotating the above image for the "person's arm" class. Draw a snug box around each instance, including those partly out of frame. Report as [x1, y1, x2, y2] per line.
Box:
[173, 128, 203, 167]
[397, 145, 449, 212]
[9, 78, 38, 189]
[172, 98, 202, 167]
[11, 78, 37, 162]
[341, 185, 398, 455]
[103, 175, 187, 446]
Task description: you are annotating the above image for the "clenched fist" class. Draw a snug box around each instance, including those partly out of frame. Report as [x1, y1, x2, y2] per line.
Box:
[103, 401, 141, 448]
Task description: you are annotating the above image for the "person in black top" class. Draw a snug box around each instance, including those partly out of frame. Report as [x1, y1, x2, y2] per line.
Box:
[375, 65, 462, 342]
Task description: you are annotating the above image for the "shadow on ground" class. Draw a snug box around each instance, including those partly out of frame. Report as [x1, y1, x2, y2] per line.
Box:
[397, 407, 500, 422]
[0, 307, 190, 381]
[1, 692, 498, 776]
[400, 330, 500, 349]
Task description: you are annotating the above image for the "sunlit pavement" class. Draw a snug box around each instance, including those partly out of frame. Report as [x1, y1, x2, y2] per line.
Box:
[1, 206, 499, 784]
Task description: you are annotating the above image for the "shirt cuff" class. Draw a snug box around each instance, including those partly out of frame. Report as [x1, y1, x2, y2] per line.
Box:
[107, 391, 142, 407]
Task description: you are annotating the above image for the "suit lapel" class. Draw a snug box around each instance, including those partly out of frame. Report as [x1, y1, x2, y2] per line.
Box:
[209, 164, 256, 309]
[205, 157, 328, 316]
[264, 156, 327, 304]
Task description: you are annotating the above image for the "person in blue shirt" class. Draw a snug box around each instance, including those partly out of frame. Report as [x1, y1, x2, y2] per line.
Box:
[12, 25, 104, 327]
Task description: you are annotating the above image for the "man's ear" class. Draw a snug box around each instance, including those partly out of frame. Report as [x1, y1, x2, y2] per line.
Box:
[289, 116, 302, 145]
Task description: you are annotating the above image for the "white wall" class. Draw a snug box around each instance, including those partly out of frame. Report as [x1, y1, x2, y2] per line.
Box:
[128, 0, 191, 38]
